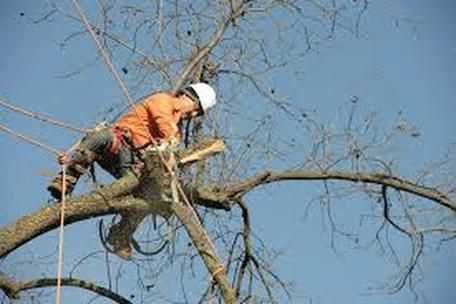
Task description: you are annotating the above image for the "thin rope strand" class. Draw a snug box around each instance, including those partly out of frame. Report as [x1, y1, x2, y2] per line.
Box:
[70, 0, 137, 108]
[0, 123, 61, 155]
[55, 165, 67, 304]
[0, 98, 89, 133]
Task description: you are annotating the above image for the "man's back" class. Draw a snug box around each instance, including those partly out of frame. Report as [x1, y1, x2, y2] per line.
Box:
[115, 92, 183, 148]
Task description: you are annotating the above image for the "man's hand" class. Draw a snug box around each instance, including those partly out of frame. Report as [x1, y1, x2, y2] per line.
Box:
[57, 152, 71, 165]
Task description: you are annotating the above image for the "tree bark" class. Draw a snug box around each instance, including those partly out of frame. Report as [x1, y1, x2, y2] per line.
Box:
[0, 275, 132, 303]
[171, 189, 237, 303]
[223, 170, 456, 212]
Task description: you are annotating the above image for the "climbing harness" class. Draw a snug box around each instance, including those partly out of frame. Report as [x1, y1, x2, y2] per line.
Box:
[110, 127, 130, 155]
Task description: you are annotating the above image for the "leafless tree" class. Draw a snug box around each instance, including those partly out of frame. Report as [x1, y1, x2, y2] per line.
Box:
[1, 1, 455, 303]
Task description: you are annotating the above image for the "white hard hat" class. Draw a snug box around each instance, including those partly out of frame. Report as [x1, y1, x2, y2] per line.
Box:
[187, 83, 217, 114]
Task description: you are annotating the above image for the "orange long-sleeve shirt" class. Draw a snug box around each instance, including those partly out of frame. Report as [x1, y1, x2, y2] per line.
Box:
[115, 92, 184, 148]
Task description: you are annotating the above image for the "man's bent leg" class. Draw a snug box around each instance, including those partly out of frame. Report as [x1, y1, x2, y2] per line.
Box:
[47, 163, 89, 200]
[106, 210, 147, 260]
[47, 129, 113, 199]
[102, 148, 144, 259]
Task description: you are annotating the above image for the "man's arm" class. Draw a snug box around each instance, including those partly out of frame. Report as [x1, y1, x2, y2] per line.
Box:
[146, 98, 181, 144]
[144, 98, 181, 168]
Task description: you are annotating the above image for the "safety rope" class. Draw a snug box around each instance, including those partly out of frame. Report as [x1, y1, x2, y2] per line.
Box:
[71, 0, 138, 112]
[0, 123, 61, 155]
[55, 165, 67, 304]
[0, 98, 90, 133]
[71, 0, 226, 284]
[0, 122, 68, 304]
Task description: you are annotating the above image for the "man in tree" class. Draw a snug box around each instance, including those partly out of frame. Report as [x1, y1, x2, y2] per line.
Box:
[47, 82, 217, 200]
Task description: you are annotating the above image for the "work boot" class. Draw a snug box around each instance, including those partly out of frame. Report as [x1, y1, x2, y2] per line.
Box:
[106, 226, 133, 260]
[47, 174, 78, 200]
[112, 241, 132, 260]
[46, 164, 86, 200]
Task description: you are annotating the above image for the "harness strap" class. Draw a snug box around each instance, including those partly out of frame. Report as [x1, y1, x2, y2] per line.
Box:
[110, 127, 130, 154]
[110, 127, 145, 177]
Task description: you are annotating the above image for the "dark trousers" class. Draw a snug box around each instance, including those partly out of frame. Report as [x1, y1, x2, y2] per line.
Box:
[70, 128, 136, 179]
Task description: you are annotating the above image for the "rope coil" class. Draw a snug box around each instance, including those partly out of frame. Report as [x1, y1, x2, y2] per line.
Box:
[212, 265, 225, 279]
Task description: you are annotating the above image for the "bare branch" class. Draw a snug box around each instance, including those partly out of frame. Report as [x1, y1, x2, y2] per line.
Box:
[172, 0, 247, 90]
[0, 275, 132, 304]
[224, 170, 456, 212]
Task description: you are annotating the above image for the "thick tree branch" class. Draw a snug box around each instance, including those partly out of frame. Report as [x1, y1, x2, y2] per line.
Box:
[0, 178, 231, 260]
[224, 170, 456, 212]
[3, 168, 452, 260]
[0, 195, 145, 258]
[0, 139, 227, 258]
[0, 275, 132, 304]
[172, 201, 237, 303]
[178, 139, 225, 165]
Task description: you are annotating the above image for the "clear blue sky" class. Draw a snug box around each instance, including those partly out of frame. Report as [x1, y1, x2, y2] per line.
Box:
[1, 1, 455, 303]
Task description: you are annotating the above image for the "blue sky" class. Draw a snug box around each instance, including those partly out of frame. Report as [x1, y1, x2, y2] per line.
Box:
[1, 1, 455, 303]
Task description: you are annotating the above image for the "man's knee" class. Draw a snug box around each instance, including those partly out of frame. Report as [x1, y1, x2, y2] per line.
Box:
[72, 146, 98, 165]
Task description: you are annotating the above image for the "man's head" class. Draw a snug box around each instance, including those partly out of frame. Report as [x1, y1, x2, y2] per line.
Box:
[179, 83, 217, 116]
